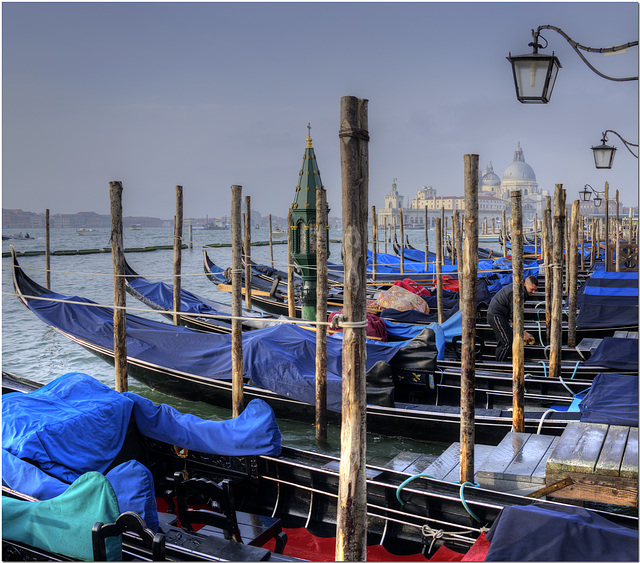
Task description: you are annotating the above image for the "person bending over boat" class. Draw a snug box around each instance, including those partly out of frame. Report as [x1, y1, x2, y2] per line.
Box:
[487, 276, 538, 362]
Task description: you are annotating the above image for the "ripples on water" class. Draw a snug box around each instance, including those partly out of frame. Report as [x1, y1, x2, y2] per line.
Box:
[2, 226, 445, 460]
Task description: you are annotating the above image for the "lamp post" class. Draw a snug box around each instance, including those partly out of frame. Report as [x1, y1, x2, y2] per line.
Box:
[507, 25, 638, 103]
[591, 130, 639, 169]
[579, 183, 614, 270]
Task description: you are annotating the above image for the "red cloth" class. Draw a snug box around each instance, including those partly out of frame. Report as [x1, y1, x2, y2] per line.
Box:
[261, 527, 491, 562]
[328, 311, 388, 342]
[394, 279, 431, 296]
[432, 274, 459, 292]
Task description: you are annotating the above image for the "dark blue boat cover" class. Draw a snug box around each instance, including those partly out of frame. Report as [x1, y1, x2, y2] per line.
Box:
[3, 372, 281, 531]
[485, 503, 638, 561]
[577, 270, 638, 329]
[584, 337, 638, 371]
[21, 287, 414, 411]
[578, 373, 638, 427]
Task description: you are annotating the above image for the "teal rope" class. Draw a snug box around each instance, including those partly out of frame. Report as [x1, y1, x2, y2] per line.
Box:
[396, 475, 482, 523]
[538, 360, 548, 377]
[459, 482, 481, 522]
[536, 320, 543, 346]
[396, 473, 436, 506]
[570, 361, 581, 379]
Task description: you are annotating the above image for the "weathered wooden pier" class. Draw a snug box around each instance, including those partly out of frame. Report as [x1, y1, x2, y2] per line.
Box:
[369, 423, 639, 507]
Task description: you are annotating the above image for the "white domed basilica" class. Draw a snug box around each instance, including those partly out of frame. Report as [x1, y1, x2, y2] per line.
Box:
[481, 142, 546, 219]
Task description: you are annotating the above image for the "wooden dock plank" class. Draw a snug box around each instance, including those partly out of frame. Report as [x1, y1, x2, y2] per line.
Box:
[476, 432, 530, 481]
[532, 436, 560, 483]
[381, 451, 423, 473]
[546, 422, 608, 474]
[503, 433, 557, 484]
[620, 427, 638, 480]
[546, 468, 639, 507]
[425, 443, 460, 480]
[595, 426, 629, 476]
[441, 444, 495, 482]
[403, 453, 441, 476]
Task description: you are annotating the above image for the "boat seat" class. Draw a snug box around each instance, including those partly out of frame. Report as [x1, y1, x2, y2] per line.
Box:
[173, 471, 287, 554]
[269, 275, 281, 298]
[92, 511, 166, 561]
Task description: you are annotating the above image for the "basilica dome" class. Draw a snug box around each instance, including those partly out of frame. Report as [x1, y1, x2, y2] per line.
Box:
[502, 142, 536, 181]
[481, 162, 501, 187]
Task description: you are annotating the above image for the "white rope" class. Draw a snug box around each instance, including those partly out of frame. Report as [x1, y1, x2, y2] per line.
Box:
[420, 524, 484, 554]
[537, 409, 557, 434]
[3, 290, 371, 330]
[329, 314, 369, 329]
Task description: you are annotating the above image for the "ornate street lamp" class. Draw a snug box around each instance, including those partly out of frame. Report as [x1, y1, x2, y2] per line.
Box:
[579, 184, 593, 202]
[508, 25, 638, 103]
[579, 184, 604, 207]
[507, 31, 561, 103]
[591, 130, 638, 169]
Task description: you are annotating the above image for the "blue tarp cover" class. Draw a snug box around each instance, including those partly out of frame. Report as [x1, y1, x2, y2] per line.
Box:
[579, 372, 638, 427]
[21, 287, 417, 411]
[584, 337, 638, 371]
[577, 270, 638, 329]
[485, 503, 638, 561]
[2, 373, 282, 530]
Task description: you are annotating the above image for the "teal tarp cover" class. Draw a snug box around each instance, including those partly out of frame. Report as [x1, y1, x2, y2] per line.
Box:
[2, 471, 122, 561]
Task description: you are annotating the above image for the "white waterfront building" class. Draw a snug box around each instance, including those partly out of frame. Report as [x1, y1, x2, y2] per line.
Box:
[376, 143, 549, 230]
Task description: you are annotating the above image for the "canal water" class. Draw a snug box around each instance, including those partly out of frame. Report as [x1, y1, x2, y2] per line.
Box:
[2, 225, 447, 462]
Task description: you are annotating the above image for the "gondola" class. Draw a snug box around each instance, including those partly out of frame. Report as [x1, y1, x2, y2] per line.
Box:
[11, 249, 590, 444]
[123, 258, 279, 334]
[206, 246, 636, 356]
[3, 372, 637, 562]
[140, 250, 636, 378]
[393, 234, 503, 262]
[121, 257, 615, 410]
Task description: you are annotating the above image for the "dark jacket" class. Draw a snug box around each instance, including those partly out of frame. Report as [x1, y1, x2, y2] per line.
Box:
[487, 283, 529, 319]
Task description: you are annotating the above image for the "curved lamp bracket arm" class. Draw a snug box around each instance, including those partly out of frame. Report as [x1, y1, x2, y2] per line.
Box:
[603, 130, 639, 159]
[535, 25, 639, 82]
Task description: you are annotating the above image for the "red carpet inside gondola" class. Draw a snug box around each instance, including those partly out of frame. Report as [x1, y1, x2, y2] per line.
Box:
[262, 527, 490, 561]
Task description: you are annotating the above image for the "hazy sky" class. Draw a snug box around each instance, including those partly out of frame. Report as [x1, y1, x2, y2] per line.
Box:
[2, 2, 638, 220]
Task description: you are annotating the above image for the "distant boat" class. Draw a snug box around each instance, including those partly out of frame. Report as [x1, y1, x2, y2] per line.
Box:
[76, 228, 98, 235]
[129, 224, 142, 230]
[193, 223, 226, 230]
[3, 232, 32, 240]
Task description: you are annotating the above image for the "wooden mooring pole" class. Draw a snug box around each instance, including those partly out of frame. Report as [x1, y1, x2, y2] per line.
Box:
[549, 185, 565, 378]
[269, 214, 274, 268]
[371, 206, 378, 281]
[604, 182, 610, 272]
[543, 196, 552, 344]
[231, 185, 244, 416]
[244, 197, 252, 310]
[435, 218, 444, 325]
[109, 181, 127, 392]
[287, 209, 296, 318]
[335, 95, 368, 562]
[460, 155, 478, 483]
[45, 209, 51, 290]
[455, 210, 464, 299]
[173, 186, 183, 326]
[399, 209, 405, 275]
[316, 187, 328, 442]
[616, 190, 620, 272]
[424, 206, 429, 272]
[511, 190, 524, 432]
[568, 200, 580, 347]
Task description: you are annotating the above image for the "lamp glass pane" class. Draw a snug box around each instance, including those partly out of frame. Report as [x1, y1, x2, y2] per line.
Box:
[514, 59, 550, 100]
